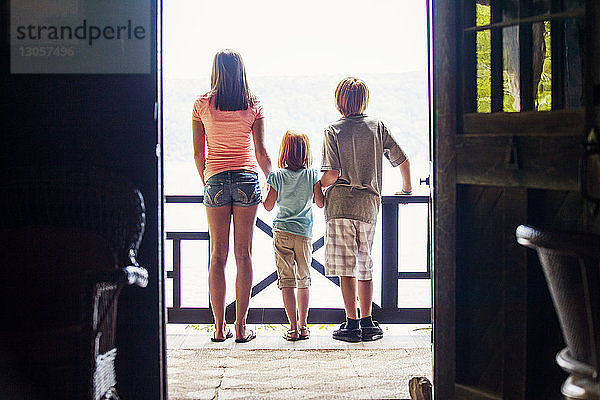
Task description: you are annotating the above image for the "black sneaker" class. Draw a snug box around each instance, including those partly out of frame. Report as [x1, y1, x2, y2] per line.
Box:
[332, 322, 362, 342]
[360, 321, 383, 341]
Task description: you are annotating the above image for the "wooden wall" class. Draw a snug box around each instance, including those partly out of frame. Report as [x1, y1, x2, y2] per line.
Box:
[433, 0, 600, 399]
[0, 1, 166, 399]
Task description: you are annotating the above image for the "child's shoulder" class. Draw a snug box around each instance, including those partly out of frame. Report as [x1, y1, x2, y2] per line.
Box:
[274, 167, 316, 179]
[328, 114, 382, 129]
[193, 93, 212, 109]
[195, 92, 212, 102]
[269, 168, 290, 181]
[272, 167, 289, 176]
[301, 168, 319, 182]
[298, 167, 318, 174]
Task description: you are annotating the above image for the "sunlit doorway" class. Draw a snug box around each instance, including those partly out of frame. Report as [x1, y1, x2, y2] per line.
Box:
[162, 1, 432, 397]
[162, 0, 430, 320]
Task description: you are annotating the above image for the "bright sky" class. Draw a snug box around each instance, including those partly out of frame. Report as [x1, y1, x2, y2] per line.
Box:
[163, 0, 427, 78]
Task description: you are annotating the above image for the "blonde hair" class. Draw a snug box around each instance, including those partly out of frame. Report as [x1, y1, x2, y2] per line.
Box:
[210, 49, 255, 111]
[278, 130, 312, 171]
[334, 77, 369, 116]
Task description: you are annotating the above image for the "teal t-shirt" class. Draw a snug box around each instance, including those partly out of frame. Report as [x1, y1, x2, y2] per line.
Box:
[267, 168, 319, 237]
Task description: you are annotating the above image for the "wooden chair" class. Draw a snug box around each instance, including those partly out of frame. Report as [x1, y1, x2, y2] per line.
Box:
[0, 165, 148, 399]
[516, 224, 600, 399]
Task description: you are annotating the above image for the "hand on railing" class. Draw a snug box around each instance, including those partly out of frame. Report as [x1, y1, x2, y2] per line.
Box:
[123, 266, 148, 288]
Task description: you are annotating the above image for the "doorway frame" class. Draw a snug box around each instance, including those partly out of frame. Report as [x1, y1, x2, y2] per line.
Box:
[157, 0, 437, 397]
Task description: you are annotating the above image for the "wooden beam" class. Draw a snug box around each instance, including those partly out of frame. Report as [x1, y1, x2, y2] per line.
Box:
[456, 134, 581, 190]
[550, 0, 566, 110]
[455, 384, 503, 400]
[491, 1, 504, 112]
[501, 188, 528, 399]
[463, 9, 585, 32]
[433, 0, 458, 398]
[463, 109, 584, 135]
[462, 1, 477, 114]
[519, 0, 535, 112]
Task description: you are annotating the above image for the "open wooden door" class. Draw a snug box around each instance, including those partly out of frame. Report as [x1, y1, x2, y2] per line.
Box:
[432, 0, 600, 398]
[0, 1, 166, 398]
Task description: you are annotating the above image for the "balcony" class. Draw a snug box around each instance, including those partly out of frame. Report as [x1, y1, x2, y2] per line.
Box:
[164, 193, 431, 325]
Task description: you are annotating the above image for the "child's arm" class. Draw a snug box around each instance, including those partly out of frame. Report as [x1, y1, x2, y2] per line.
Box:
[252, 118, 273, 179]
[313, 181, 324, 208]
[192, 120, 206, 185]
[320, 170, 340, 188]
[263, 184, 277, 211]
[397, 159, 412, 195]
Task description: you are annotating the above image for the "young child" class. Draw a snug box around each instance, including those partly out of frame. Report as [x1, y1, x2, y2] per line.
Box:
[263, 130, 324, 341]
[320, 77, 412, 342]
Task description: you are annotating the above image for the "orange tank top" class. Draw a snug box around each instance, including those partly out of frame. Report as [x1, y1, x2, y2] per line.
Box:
[192, 94, 264, 180]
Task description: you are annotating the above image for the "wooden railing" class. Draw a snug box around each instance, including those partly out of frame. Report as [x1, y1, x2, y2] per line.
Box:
[164, 194, 431, 324]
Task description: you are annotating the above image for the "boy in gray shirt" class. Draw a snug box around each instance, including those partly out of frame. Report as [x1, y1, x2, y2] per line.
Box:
[320, 77, 412, 342]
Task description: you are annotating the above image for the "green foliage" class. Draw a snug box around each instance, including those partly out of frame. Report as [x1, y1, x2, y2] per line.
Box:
[475, 5, 551, 113]
[476, 4, 491, 113]
[412, 326, 432, 333]
[189, 323, 339, 333]
[257, 324, 282, 332]
[476, 3, 490, 26]
[536, 21, 552, 111]
[190, 324, 212, 332]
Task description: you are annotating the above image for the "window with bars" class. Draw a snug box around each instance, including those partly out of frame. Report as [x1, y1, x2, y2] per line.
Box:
[463, 0, 585, 116]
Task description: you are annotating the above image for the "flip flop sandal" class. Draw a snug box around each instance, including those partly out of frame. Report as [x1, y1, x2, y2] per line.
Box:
[298, 326, 310, 340]
[283, 329, 300, 341]
[235, 329, 256, 343]
[211, 329, 233, 342]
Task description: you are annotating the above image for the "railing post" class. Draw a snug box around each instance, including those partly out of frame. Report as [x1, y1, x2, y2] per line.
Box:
[172, 239, 181, 310]
[381, 201, 399, 311]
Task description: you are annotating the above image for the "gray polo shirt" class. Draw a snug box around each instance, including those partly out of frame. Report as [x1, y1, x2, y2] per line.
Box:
[321, 114, 407, 224]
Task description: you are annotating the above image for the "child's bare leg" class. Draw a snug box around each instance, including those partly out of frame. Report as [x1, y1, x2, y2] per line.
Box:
[281, 287, 298, 331]
[357, 279, 382, 341]
[332, 276, 362, 342]
[297, 287, 309, 327]
[357, 279, 373, 318]
[339, 276, 358, 319]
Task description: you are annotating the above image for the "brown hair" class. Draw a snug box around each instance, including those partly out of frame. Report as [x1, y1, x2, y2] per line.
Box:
[210, 49, 256, 111]
[334, 77, 369, 116]
[278, 130, 312, 171]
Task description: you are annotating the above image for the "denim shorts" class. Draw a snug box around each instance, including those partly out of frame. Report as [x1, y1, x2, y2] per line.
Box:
[203, 170, 261, 208]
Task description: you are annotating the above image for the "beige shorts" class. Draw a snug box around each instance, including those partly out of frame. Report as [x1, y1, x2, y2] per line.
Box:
[325, 218, 376, 280]
[273, 230, 312, 289]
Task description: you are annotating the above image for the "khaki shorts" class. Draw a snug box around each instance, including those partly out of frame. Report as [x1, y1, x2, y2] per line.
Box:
[325, 218, 376, 280]
[273, 230, 312, 289]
